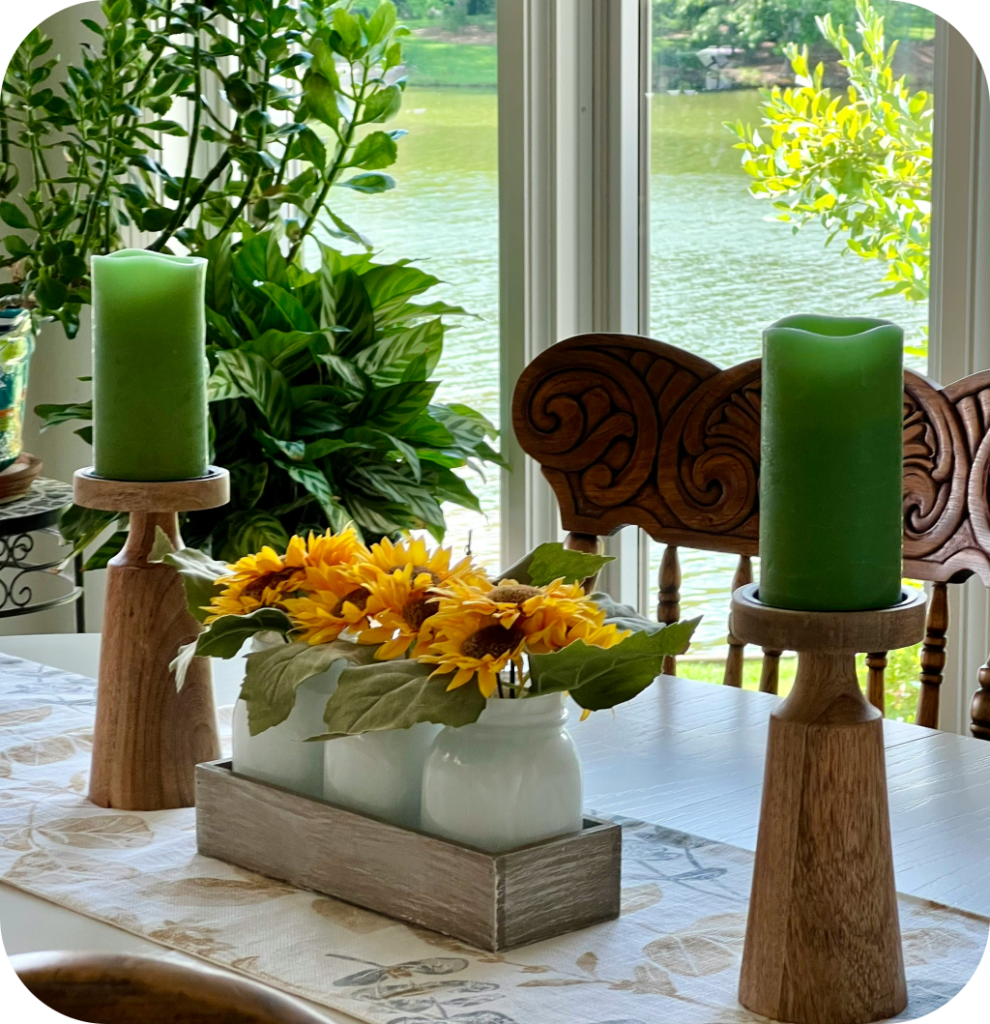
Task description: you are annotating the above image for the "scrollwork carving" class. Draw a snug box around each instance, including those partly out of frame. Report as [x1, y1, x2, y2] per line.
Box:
[513, 335, 990, 585]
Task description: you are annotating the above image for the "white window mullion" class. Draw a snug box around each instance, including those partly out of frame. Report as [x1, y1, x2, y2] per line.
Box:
[928, 17, 990, 735]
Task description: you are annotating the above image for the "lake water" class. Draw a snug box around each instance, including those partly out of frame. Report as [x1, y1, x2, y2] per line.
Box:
[327, 87, 929, 653]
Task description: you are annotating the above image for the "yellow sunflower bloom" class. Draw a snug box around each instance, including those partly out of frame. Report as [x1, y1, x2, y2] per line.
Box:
[203, 545, 308, 622]
[304, 527, 368, 571]
[352, 537, 489, 660]
[421, 611, 527, 698]
[432, 577, 622, 654]
[202, 528, 369, 625]
[284, 589, 370, 645]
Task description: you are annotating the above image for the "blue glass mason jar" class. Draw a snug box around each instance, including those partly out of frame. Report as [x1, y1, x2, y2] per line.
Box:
[0, 309, 35, 471]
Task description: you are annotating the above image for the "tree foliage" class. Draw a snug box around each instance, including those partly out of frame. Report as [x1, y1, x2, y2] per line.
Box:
[726, 0, 933, 305]
[0, 0, 411, 337]
[5, 0, 504, 561]
[654, 0, 933, 52]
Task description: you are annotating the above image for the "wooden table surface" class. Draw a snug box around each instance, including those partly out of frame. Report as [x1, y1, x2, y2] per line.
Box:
[1, 634, 989, 1023]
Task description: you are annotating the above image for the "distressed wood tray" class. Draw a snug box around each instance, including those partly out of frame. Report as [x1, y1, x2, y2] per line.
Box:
[195, 760, 621, 951]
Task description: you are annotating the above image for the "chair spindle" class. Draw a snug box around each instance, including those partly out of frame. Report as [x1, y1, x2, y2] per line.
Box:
[658, 545, 681, 675]
[723, 555, 753, 688]
[759, 651, 781, 694]
[970, 656, 990, 740]
[917, 581, 948, 729]
[564, 532, 604, 591]
[866, 652, 888, 716]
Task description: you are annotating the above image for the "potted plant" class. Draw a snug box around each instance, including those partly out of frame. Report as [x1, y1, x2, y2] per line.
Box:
[3, 0, 501, 558]
[167, 532, 700, 842]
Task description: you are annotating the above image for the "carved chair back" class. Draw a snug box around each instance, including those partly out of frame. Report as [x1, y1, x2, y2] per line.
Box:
[512, 333, 990, 736]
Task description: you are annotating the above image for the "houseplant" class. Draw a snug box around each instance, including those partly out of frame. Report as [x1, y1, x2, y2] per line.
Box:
[2, 0, 501, 559]
[166, 531, 700, 840]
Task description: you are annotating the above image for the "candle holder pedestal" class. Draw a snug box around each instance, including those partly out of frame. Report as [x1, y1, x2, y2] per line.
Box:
[730, 583, 927, 1024]
[74, 467, 230, 811]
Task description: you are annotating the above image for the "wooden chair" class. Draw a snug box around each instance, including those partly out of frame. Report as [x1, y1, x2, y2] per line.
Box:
[512, 333, 990, 737]
[10, 951, 329, 1024]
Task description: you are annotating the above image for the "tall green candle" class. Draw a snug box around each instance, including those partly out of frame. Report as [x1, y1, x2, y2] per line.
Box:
[759, 314, 903, 611]
[92, 249, 209, 481]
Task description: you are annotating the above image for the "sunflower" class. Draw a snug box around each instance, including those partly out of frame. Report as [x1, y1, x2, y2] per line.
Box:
[284, 589, 370, 645]
[433, 577, 627, 654]
[421, 611, 528, 698]
[202, 528, 368, 624]
[203, 543, 309, 622]
[352, 537, 490, 660]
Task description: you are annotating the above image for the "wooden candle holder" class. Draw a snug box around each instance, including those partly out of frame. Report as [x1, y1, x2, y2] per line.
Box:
[730, 583, 927, 1024]
[74, 467, 230, 811]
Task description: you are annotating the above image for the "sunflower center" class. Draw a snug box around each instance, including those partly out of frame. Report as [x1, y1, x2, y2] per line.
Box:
[402, 595, 439, 629]
[244, 568, 298, 598]
[461, 623, 525, 660]
[487, 584, 541, 605]
[412, 566, 442, 585]
[333, 587, 369, 615]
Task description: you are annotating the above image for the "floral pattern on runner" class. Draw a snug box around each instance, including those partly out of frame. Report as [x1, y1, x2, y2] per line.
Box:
[0, 653, 986, 1024]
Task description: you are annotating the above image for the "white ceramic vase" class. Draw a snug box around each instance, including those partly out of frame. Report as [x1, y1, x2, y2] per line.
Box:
[420, 692, 584, 851]
[323, 723, 442, 830]
[231, 635, 337, 799]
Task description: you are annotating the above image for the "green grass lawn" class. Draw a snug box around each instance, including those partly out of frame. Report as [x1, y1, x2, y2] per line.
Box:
[402, 39, 497, 88]
[677, 642, 923, 724]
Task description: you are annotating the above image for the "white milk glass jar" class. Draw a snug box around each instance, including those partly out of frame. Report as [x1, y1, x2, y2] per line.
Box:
[323, 723, 442, 830]
[420, 692, 583, 851]
[231, 634, 336, 799]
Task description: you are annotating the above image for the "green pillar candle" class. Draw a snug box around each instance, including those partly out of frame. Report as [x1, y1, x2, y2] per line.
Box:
[92, 249, 209, 481]
[760, 314, 903, 611]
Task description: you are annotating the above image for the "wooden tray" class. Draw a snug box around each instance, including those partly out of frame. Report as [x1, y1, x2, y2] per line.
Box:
[196, 760, 621, 951]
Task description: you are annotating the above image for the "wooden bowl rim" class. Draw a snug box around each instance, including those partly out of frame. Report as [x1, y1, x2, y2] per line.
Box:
[73, 465, 230, 512]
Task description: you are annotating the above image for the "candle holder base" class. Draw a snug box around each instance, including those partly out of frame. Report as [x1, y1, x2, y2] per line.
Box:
[74, 467, 230, 811]
[730, 584, 926, 1024]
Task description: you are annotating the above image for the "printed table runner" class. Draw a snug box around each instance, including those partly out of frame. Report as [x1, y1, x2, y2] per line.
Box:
[0, 654, 986, 1024]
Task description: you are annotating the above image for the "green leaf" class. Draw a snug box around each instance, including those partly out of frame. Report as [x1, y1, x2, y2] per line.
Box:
[0, 201, 31, 230]
[229, 461, 268, 509]
[354, 380, 438, 431]
[361, 84, 402, 124]
[332, 269, 376, 355]
[587, 591, 674, 636]
[518, 542, 615, 587]
[338, 172, 396, 194]
[242, 639, 376, 736]
[296, 126, 327, 170]
[83, 530, 127, 572]
[257, 282, 318, 332]
[319, 659, 485, 738]
[349, 131, 398, 170]
[425, 467, 478, 514]
[34, 401, 92, 430]
[303, 71, 339, 127]
[161, 544, 231, 624]
[170, 608, 294, 692]
[149, 525, 175, 563]
[36, 271, 68, 310]
[528, 621, 700, 710]
[224, 75, 257, 113]
[366, 0, 397, 45]
[209, 350, 292, 438]
[215, 510, 290, 561]
[59, 505, 118, 553]
[332, 8, 363, 55]
[3, 236, 32, 259]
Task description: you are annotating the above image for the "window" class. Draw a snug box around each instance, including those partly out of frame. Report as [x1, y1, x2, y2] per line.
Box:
[322, 1, 502, 573]
[645, 1, 936, 712]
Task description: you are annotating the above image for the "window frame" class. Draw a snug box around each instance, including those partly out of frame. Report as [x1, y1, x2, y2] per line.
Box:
[498, 2, 990, 734]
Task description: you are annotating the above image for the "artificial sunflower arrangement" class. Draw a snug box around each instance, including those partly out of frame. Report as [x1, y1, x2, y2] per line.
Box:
[165, 530, 700, 740]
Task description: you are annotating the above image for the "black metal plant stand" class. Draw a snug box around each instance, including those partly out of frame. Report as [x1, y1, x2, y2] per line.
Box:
[0, 478, 84, 629]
